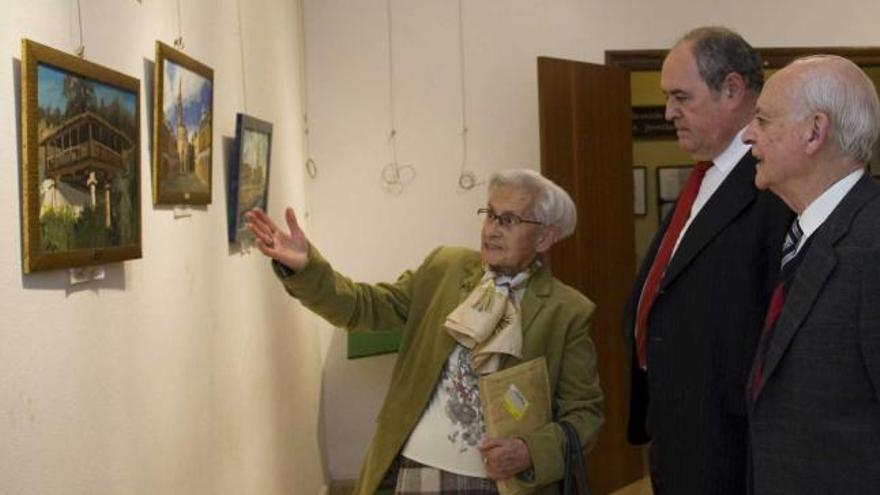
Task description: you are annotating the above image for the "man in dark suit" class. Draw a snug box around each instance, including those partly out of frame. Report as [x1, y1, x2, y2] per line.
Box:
[624, 27, 791, 494]
[743, 54, 880, 494]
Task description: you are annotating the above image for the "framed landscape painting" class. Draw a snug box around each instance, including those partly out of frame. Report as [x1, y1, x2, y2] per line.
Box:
[228, 113, 273, 244]
[20, 39, 142, 273]
[152, 41, 214, 204]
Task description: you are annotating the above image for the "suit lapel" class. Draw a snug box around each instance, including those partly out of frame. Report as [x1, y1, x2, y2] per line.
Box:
[521, 263, 551, 332]
[438, 258, 484, 355]
[457, 260, 485, 302]
[756, 244, 835, 394]
[501, 262, 552, 368]
[662, 153, 759, 289]
[757, 174, 880, 393]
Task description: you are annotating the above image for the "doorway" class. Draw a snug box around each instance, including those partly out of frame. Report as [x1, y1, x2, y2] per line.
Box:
[606, 46, 880, 263]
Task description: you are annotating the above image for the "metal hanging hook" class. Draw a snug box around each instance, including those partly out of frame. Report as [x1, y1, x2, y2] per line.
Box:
[174, 0, 185, 50]
[75, 0, 85, 57]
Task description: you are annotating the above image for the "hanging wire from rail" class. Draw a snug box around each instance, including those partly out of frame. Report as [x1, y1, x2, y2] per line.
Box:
[456, 0, 481, 192]
[380, 0, 415, 195]
[297, 0, 318, 178]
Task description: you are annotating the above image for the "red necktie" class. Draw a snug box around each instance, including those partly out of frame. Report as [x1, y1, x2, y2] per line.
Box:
[750, 283, 784, 400]
[635, 161, 713, 370]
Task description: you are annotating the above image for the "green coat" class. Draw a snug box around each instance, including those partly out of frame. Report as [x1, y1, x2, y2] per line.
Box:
[276, 245, 604, 494]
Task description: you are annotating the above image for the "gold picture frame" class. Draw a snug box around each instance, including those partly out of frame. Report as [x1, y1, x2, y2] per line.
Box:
[20, 39, 142, 273]
[152, 41, 214, 205]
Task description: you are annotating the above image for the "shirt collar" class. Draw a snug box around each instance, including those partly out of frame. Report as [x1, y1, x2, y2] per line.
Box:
[492, 258, 542, 288]
[797, 168, 864, 246]
[710, 127, 751, 173]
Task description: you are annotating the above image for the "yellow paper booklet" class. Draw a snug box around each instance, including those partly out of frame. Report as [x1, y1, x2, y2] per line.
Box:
[479, 356, 552, 495]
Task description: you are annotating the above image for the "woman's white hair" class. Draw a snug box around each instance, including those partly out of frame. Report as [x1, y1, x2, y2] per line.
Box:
[488, 168, 577, 239]
[790, 55, 880, 164]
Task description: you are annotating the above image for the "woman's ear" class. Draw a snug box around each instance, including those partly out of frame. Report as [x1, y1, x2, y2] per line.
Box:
[535, 225, 560, 254]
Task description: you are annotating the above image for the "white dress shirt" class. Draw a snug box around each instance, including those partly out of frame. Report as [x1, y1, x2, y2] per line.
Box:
[792, 168, 865, 256]
[671, 128, 751, 256]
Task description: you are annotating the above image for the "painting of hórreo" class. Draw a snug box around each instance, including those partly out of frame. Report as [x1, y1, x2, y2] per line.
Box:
[20, 39, 142, 273]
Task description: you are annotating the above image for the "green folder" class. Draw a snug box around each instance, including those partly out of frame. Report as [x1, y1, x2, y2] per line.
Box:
[347, 330, 402, 359]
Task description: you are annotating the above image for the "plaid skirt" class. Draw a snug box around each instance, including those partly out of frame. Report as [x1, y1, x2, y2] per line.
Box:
[379, 456, 499, 495]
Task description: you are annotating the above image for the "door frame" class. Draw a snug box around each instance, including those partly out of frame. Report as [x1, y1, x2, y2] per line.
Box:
[606, 46, 880, 70]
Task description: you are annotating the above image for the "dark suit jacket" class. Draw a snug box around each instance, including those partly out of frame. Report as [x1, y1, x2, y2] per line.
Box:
[748, 173, 880, 495]
[624, 152, 792, 494]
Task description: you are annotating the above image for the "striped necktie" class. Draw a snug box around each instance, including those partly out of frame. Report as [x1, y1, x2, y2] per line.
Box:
[779, 219, 803, 269]
[751, 219, 803, 400]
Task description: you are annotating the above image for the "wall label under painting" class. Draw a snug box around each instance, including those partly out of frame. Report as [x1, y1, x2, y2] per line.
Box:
[20, 39, 142, 273]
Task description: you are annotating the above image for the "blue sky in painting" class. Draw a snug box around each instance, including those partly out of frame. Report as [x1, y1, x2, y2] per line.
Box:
[37, 63, 136, 116]
[162, 59, 212, 134]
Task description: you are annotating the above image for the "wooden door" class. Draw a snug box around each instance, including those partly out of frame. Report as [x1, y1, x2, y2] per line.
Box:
[537, 56, 643, 494]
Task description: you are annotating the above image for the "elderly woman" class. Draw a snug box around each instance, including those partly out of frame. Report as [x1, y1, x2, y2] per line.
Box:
[246, 169, 603, 494]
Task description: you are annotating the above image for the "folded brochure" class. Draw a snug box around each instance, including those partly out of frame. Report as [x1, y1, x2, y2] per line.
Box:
[479, 356, 551, 495]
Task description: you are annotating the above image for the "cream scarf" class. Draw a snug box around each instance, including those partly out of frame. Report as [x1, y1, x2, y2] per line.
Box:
[444, 263, 537, 374]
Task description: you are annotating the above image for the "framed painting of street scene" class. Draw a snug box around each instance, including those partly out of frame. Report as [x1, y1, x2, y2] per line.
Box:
[20, 39, 142, 273]
[228, 113, 272, 244]
[152, 41, 214, 205]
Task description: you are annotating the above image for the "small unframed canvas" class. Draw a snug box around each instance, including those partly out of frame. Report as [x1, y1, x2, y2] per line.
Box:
[228, 114, 273, 244]
[152, 41, 214, 204]
[20, 39, 142, 273]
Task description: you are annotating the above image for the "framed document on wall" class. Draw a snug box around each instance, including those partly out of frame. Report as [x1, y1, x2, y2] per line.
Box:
[656, 165, 692, 222]
[633, 166, 647, 216]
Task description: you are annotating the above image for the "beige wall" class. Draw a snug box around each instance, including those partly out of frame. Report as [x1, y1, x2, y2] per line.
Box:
[5, 0, 880, 492]
[0, 0, 325, 493]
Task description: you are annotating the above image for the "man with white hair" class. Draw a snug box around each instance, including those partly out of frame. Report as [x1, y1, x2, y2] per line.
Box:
[743, 55, 880, 493]
[246, 168, 603, 494]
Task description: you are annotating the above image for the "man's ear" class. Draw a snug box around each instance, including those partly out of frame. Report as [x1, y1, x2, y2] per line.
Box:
[805, 112, 830, 155]
[721, 72, 746, 103]
[535, 225, 560, 254]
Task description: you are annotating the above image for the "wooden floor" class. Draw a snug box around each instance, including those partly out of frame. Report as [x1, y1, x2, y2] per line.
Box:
[609, 477, 652, 495]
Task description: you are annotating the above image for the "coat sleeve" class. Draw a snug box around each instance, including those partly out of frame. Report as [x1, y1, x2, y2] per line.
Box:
[275, 244, 439, 332]
[520, 305, 604, 487]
